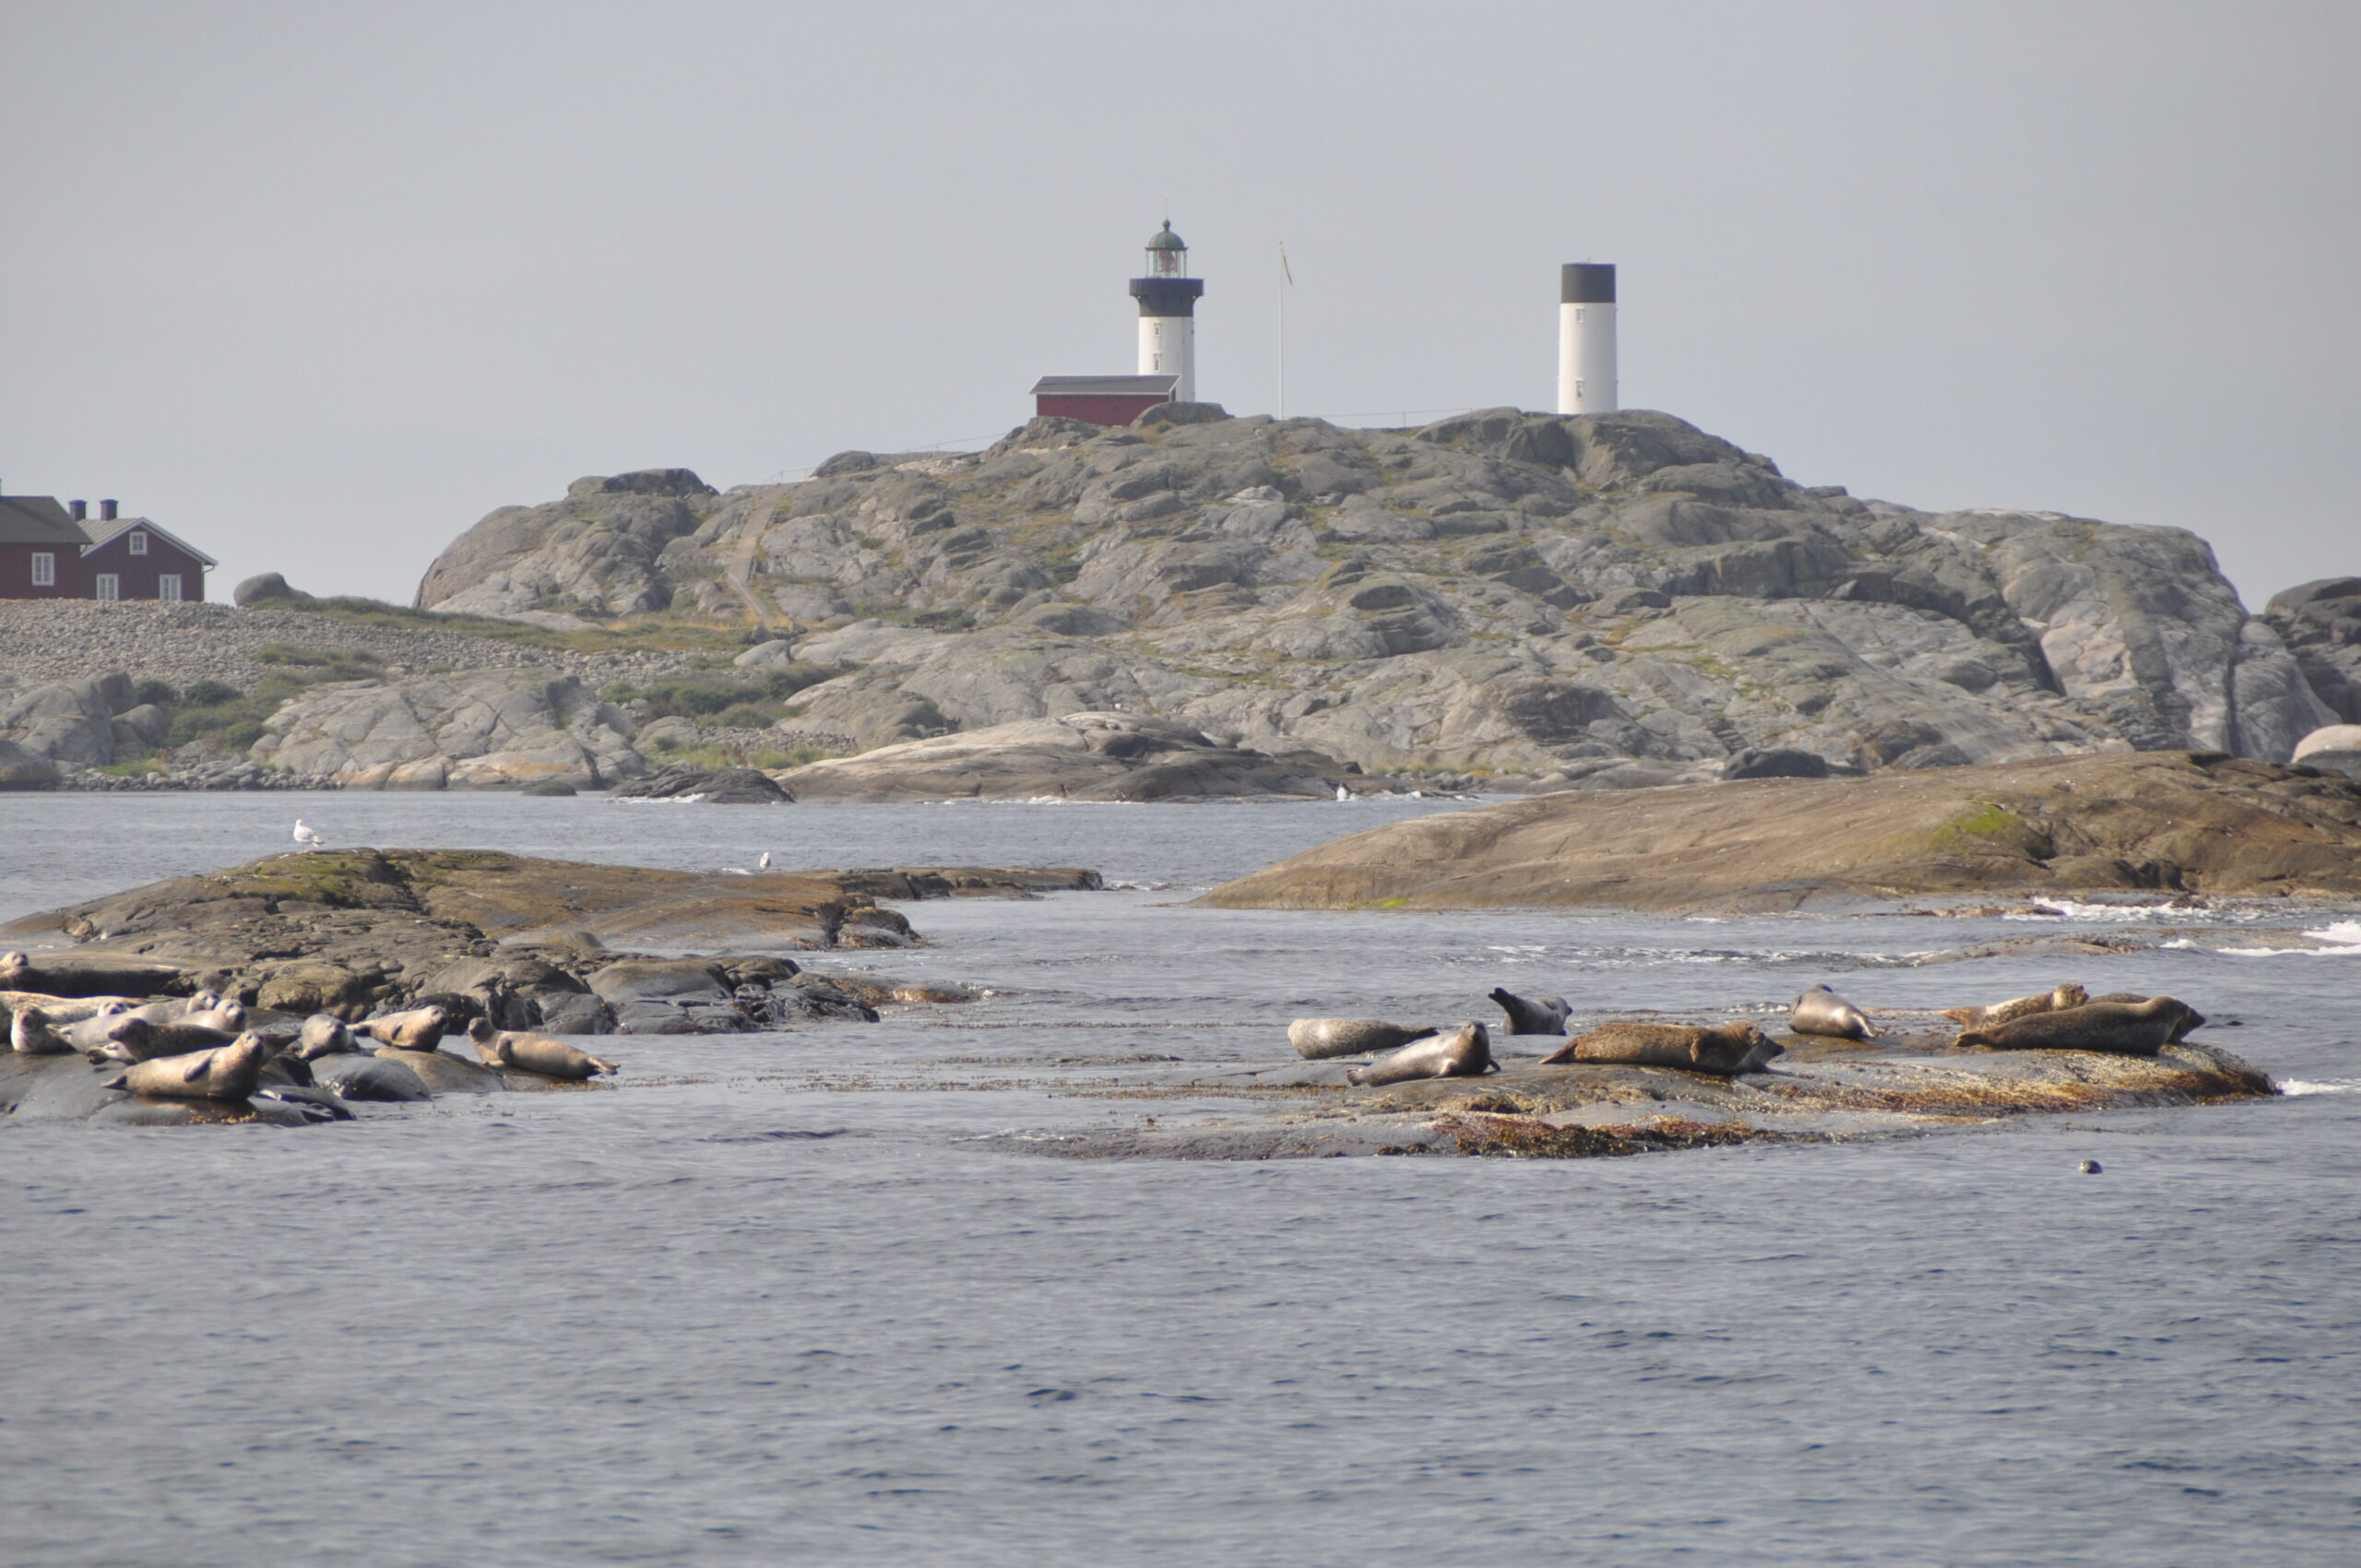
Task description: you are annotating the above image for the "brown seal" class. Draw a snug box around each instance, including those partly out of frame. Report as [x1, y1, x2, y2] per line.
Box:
[100, 1034, 267, 1102]
[292, 1014, 356, 1060]
[466, 1017, 617, 1080]
[1287, 1018, 1438, 1061]
[356, 1004, 450, 1051]
[84, 1019, 235, 1064]
[1346, 1021, 1496, 1087]
[1790, 985, 1877, 1040]
[1955, 995, 2203, 1056]
[1940, 983, 2089, 1030]
[1541, 1020, 1779, 1075]
[10, 1006, 75, 1056]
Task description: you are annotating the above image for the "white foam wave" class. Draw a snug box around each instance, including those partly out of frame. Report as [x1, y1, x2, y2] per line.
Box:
[2304, 921, 2361, 951]
[2279, 1079, 2361, 1097]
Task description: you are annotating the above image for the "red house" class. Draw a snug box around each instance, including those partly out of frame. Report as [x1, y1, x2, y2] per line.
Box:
[0, 494, 213, 602]
[1029, 374, 1179, 428]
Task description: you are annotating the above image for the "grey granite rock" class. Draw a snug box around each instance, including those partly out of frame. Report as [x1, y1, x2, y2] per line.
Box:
[415, 469, 721, 618]
[249, 668, 646, 789]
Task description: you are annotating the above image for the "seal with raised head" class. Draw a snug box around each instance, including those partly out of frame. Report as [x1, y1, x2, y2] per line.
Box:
[11, 1006, 75, 1056]
[1489, 988, 1571, 1036]
[1940, 983, 2089, 1030]
[466, 1016, 618, 1080]
[1955, 995, 2203, 1057]
[356, 1004, 449, 1051]
[101, 1034, 267, 1102]
[1790, 984, 1877, 1040]
[1287, 1018, 1437, 1062]
[292, 1014, 355, 1061]
[1541, 1020, 1779, 1075]
[1346, 1021, 1496, 1087]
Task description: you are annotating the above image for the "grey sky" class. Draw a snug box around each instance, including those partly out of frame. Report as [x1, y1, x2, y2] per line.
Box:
[6, 0, 2354, 608]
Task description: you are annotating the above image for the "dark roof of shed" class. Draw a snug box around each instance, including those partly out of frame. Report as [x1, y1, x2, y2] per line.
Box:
[0, 496, 87, 546]
[1028, 374, 1180, 398]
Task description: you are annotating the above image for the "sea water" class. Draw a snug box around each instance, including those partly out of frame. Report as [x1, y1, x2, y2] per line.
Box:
[2, 792, 2356, 1566]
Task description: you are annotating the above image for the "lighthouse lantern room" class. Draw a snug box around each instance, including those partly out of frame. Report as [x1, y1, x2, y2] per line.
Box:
[1129, 221, 1204, 403]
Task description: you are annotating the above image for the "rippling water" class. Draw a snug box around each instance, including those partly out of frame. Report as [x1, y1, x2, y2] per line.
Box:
[3, 792, 2357, 1565]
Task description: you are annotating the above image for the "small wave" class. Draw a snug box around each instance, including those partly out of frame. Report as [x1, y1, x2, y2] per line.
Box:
[2278, 1079, 2361, 1097]
[2304, 920, 2361, 951]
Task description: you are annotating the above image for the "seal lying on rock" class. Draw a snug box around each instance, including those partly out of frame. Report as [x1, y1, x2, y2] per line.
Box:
[466, 1016, 617, 1080]
[1288, 1018, 1437, 1062]
[356, 1004, 449, 1051]
[1790, 984, 1877, 1040]
[2087, 993, 2208, 1042]
[1541, 1020, 1781, 1075]
[83, 1018, 236, 1065]
[1346, 1022, 1496, 1087]
[100, 1034, 267, 1102]
[1489, 988, 1572, 1036]
[11, 1007, 75, 1056]
[1940, 983, 2089, 1030]
[1956, 996, 2204, 1056]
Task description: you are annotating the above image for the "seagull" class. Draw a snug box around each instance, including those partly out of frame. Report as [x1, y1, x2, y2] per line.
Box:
[292, 820, 322, 852]
[1335, 785, 1350, 802]
[757, 851, 772, 871]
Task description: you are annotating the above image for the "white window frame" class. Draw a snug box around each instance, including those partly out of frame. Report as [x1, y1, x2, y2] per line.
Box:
[30, 552, 54, 587]
[128, 530, 148, 555]
[158, 574, 183, 602]
[96, 573, 120, 601]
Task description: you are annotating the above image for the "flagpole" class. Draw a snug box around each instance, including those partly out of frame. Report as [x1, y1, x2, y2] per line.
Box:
[1277, 243, 1288, 420]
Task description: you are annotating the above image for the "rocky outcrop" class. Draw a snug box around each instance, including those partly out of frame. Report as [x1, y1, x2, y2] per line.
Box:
[249, 669, 647, 789]
[1198, 750, 2361, 913]
[2, 850, 1101, 1031]
[775, 711, 1347, 801]
[2263, 577, 2361, 723]
[414, 469, 721, 618]
[412, 411, 2338, 781]
[611, 764, 793, 803]
[2293, 724, 2361, 779]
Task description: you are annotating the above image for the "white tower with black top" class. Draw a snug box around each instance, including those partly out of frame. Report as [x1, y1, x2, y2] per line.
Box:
[1559, 262, 1617, 414]
[1130, 221, 1204, 403]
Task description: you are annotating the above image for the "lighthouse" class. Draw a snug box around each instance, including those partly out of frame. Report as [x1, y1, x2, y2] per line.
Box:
[1558, 263, 1617, 415]
[1130, 221, 1204, 403]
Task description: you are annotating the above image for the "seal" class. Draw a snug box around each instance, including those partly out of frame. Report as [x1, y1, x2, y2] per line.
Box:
[10, 1006, 76, 1056]
[292, 1014, 356, 1061]
[84, 1019, 235, 1064]
[1954, 995, 2202, 1057]
[100, 1034, 267, 1102]
[1489, 988, 1571, 1036]
[1540, 1020, 1779, 1075]
[355, 1004, 450, 1051]
[1790, 984, 1877, 1040]
[466, 1016, 618, 1080]
[1287, 1018, 1438, 1062]
[66, 1011, 152, 1057]
[1346, 1021, 1496, 1087]
[2086, 993, 2207, 1042]
[1940, 983, 2089, 1030]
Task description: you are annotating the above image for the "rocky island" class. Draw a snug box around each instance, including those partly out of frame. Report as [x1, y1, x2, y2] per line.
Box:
[6, 407, 2359, 800]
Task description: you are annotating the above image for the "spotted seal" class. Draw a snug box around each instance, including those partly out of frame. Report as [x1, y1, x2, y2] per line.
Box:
[1488, 988, 1571, 1036]
[1940, 983, 2089, 1031]
[1790, 984, 1877, 1040]
[466, 1016, 618, 1080]
[100, 1034, 267, 1102]
[1287, 1018, 1437, 1062]
[1954, 995, 2203, 1057]
[1345, 1021, 1496, 1087]
[291, 1014, 356, 1061]
[10, 1006, 76, 1056]
[1541, 1020, 1779, 1075]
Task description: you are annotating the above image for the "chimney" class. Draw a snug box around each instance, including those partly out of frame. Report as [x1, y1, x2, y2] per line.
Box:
[69, 499, 88, 521]
[100, 499, 118, 521]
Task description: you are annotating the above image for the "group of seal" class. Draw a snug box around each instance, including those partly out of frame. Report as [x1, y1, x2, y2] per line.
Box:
[7, 981, 624, 1122]
[1290, 974, 2210, 1087]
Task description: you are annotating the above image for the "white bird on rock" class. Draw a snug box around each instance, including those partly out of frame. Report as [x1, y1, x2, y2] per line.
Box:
[758, 851, 772, 871]
[292, 819, 323, 852]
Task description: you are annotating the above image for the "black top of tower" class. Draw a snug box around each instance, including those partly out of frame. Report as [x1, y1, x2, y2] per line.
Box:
[1562, 263, 1616, 304]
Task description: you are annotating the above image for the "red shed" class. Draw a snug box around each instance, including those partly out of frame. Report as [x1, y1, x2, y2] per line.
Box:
[1029, 374, 1179, 428]
[0, 493, 215, 601]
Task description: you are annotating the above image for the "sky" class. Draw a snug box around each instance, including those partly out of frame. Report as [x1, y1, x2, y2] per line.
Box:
[5, 0, 2355, 609]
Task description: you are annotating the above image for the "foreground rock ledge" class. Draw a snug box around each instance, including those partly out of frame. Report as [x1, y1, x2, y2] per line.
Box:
[1198, 751, 2361, 914]
[985, 1035, 2273, 1161]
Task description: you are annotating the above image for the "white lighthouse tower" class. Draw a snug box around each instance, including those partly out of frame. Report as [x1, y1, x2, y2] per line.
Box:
[1558, 262, 1618, 415]
[1130, 221, 1204, 403]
